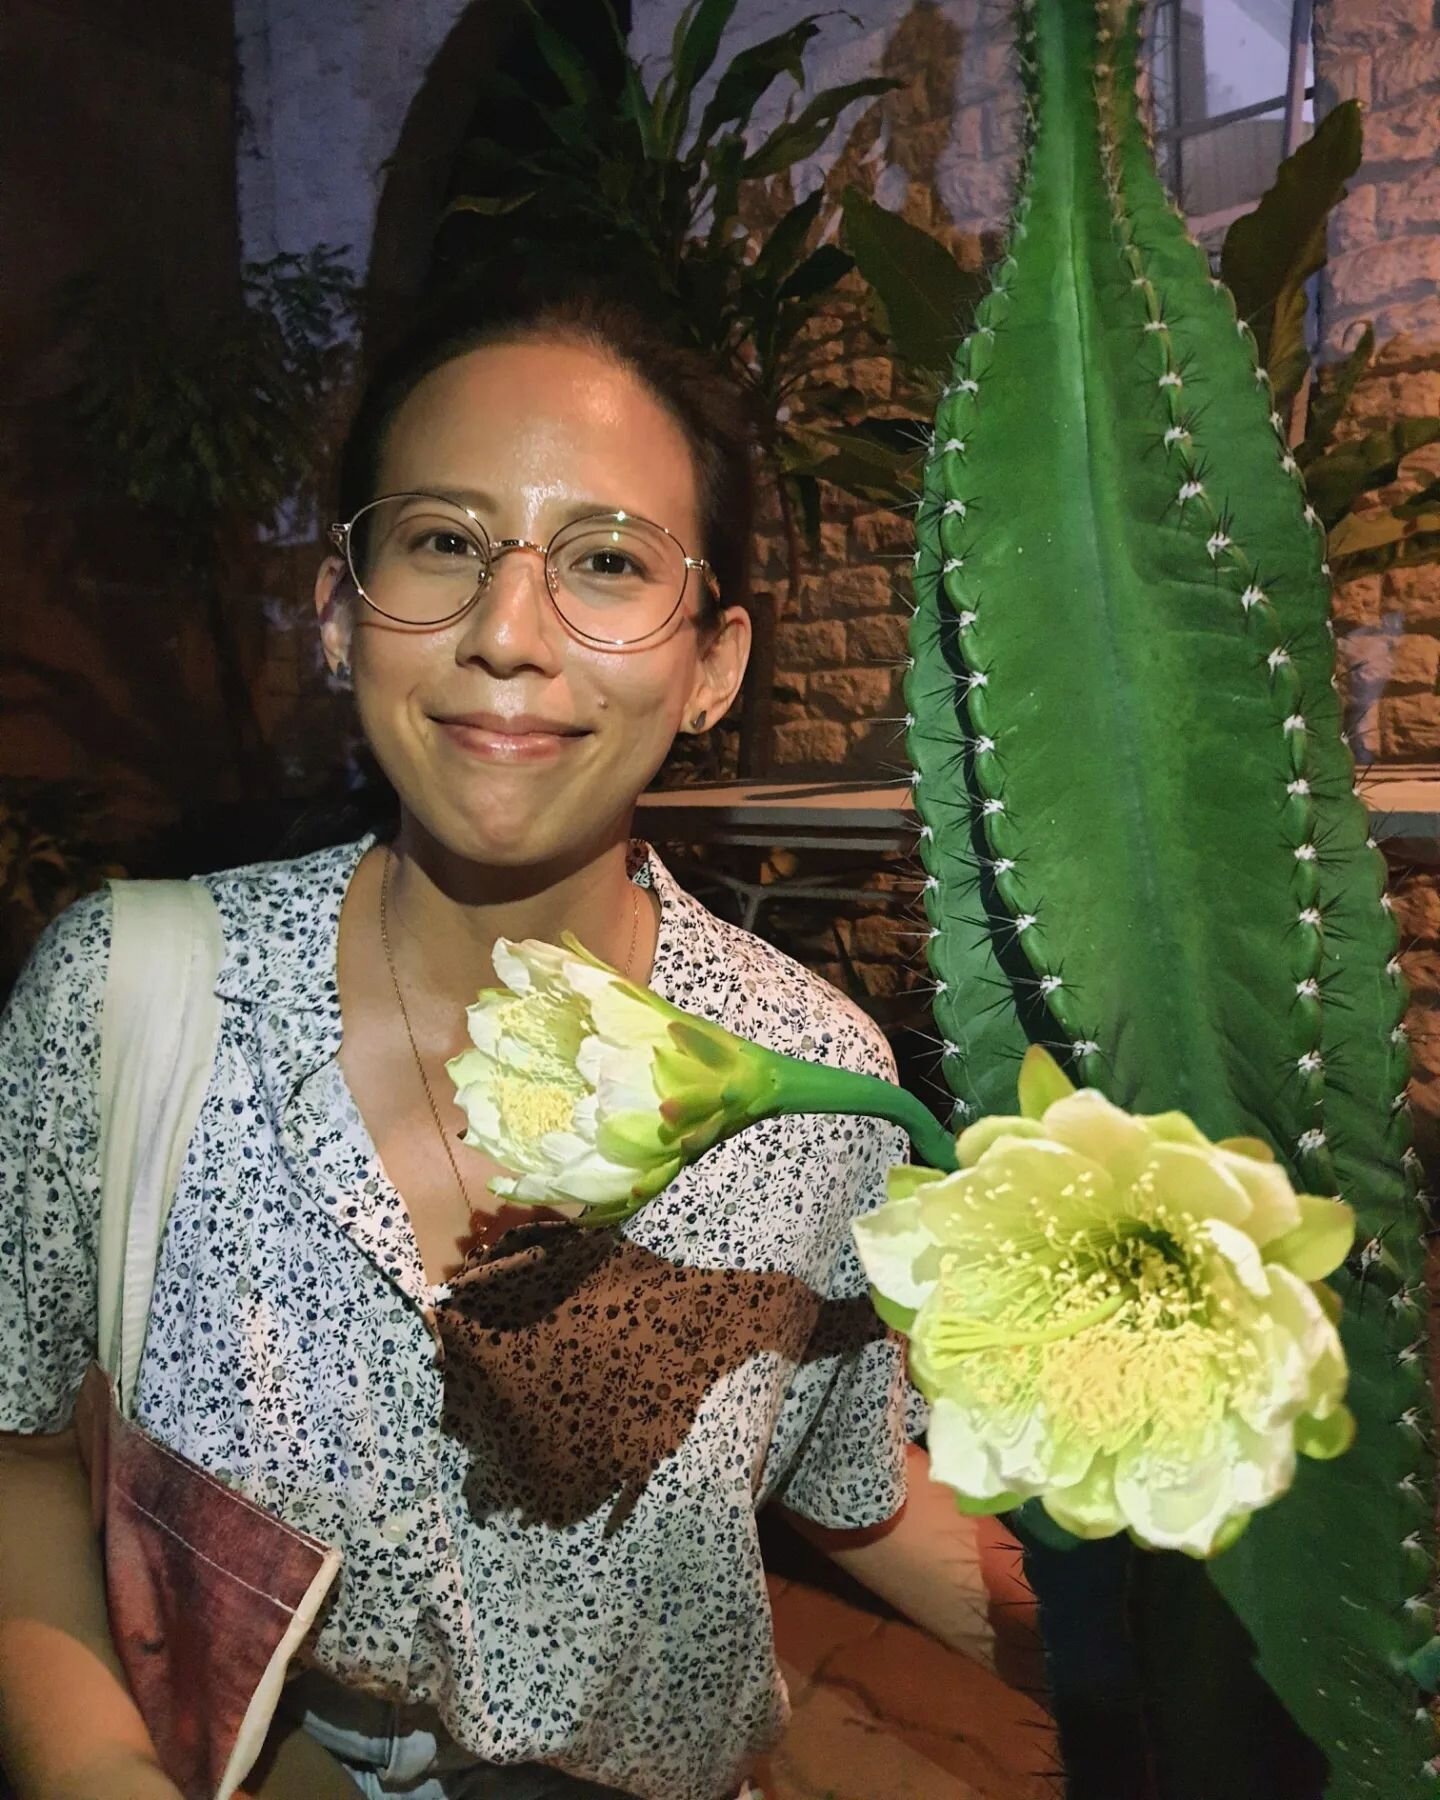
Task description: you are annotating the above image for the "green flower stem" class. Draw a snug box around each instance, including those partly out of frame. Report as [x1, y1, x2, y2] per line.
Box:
[766, 1057, 960, 1173]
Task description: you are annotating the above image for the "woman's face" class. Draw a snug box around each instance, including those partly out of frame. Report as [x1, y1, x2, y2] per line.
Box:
[317, 338, 749, 870]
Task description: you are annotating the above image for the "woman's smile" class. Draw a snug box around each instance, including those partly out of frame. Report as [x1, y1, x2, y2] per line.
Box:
[432, 707, 593, 763]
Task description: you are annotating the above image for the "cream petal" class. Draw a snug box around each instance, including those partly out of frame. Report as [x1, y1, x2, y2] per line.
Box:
[1043, 1454, 1124, 1538]
[852, 1197, 941, 1314]
[1224, 1416, 1296, 1510]
[461, 1000, 507, 1054]
[926, 1394, 1020, 1504]
[1204, 1217, 1270, 1298]
[1114, 1440, 1237, 1554]
[1041, 1090, 1153, 1179]
[1213, 1147, 1302, 1245]
[954, 1114, 1044, 1167]
[492, 938, 540, 994]
[446, 1047, 493, 1090]
[1138, 1140, 1254, 1229]
[1262, 1194, 1354, 1281]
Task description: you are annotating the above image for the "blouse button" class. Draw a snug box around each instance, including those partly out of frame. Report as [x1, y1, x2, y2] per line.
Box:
[381, 1514, 410, 1543]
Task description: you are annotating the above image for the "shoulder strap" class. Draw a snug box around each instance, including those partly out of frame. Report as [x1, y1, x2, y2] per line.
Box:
[97, 879, 224, 1416]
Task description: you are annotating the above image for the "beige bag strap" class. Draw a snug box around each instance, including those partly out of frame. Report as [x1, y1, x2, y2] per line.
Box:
[97, 879, 224, 1417]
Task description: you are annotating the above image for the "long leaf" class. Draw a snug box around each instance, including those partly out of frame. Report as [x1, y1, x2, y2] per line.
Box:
[443, 191, 537, 219]
[1297, 324, 1375, 465]
[661, 0, 738, 156]
[749, 189, 825, 295]
[520, 1, 598, 108]
[695, 19, 820, 149]
[841, 185, 985, 373]
[1306, 420, 1440, 528]
[1220, 100, 1364, 398]
[777, 243, 853, 303]
[739, 77, 899, 181]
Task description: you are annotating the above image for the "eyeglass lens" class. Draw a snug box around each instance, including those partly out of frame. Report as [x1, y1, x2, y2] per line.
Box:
[347, 496, 689, 642]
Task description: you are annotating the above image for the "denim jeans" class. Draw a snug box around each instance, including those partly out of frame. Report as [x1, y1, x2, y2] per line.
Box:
[284, 1668, 759, 1800]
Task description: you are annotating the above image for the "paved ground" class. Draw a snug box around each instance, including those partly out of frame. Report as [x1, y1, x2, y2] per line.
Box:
[751, 1523, 1059, 1800]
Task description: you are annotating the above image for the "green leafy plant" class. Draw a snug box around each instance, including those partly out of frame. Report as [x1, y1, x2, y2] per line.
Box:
[1220, 100, 1440, 580]
[899, 1, 1432, 1794]
[64, 247, 360, 799]
[441, 0, 906, 773]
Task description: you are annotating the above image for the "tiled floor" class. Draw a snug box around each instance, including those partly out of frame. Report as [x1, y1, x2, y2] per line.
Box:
[751, 1522, 1058, 1800]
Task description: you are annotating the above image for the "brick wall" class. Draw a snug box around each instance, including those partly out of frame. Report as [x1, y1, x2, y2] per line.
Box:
[1314, 0, 1440, 1152]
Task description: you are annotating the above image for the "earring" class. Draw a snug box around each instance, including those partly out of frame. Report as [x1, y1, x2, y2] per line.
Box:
[333, 659, 353, 688]
[690, 709, 707, 731]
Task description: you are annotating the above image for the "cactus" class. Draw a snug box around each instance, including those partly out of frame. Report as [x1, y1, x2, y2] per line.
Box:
[903, 1, 1434, 1794]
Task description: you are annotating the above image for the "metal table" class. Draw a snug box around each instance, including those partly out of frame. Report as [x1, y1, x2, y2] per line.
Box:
[636, 765, 1440, 931]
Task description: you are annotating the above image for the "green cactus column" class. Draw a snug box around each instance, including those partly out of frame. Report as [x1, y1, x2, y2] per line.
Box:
[904, 0, 1434, 1793]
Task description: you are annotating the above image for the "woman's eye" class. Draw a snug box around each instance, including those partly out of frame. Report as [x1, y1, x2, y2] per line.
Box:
[581, 549, 644, 578]
[414, 530, 479, 558]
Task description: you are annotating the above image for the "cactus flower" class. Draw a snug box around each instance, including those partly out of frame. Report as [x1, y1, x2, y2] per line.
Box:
[853, 1049, 1355, 1557]
[446, 934, 955, 1223]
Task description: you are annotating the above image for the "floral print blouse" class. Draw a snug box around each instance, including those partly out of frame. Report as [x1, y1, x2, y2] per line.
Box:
[0, 834, 927, 1800]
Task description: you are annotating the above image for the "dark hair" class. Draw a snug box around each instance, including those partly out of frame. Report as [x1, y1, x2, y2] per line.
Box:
[335, 288, 757, 623]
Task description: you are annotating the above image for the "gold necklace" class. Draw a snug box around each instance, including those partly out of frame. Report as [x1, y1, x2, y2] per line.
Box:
[378, 847, 641, 1218]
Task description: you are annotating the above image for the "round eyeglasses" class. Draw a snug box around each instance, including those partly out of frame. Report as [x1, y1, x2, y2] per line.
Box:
[328, 494, 720, 648]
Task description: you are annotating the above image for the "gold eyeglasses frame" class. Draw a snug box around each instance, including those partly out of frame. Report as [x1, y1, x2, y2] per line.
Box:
[327, 493, 722, 650]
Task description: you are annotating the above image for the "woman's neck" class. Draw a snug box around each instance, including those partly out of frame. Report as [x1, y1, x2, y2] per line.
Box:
[372, 817, 658, 1008]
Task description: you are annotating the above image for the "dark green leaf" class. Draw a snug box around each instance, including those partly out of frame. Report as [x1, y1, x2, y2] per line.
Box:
[1396, 473, 1440, 519]
[788, 471, 822, 553]
[741, 77, 899, 180]
[750, 189, 825, 293]
[779, 423, 917, 505]
[1297, 324, 1375, 464]
[443, 191, 538, 219]
[841, 185, 983, 373]
[520, 1, 597, 108]
[662, 0, 739, 155]
[1220, 100, 1363, 369]
[1304, 419, 1440, 527]
[777, 241, 853, 303]
[695, 20, 820, 147]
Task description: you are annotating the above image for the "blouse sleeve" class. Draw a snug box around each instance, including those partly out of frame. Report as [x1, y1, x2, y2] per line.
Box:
[0, 888, 110, 1434]
[765, 1028, 930, 1531]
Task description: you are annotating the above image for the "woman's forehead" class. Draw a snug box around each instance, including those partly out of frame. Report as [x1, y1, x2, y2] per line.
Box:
[381, 340, 700, 527]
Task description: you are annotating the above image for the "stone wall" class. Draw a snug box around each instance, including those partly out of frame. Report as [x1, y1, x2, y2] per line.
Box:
[1313, 0, 1440, 1151]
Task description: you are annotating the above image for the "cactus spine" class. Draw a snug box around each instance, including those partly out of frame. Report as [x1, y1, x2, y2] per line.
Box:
[904, 1, 1434, 1793]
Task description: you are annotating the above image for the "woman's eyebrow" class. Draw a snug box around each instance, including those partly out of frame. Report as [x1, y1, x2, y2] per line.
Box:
[432, 487, 628, 524]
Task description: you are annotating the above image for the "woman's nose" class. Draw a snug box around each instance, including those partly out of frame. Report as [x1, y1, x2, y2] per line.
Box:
[453, 543, 564, 672]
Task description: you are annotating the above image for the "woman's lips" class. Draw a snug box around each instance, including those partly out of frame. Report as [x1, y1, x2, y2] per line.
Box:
[436, 719, 589, 761]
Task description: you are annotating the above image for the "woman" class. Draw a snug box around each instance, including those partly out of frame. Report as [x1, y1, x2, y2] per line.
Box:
[0, 294, 1005, 1800]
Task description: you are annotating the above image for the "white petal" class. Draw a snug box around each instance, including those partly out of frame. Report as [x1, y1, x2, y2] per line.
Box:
[1205, 1216, 1270, 1297]
[1042, 1090, 1153, 1179]
[1141, 1141, 1254, 1230]
[1114, 1439, 1237, 1554]
[927, 1393, 1019, 1503]
[1214, 1148, 1301, 1245]
[851, 1196, 941, 1314]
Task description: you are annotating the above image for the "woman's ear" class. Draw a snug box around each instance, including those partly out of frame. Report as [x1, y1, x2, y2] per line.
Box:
[685, 604, 751, 732]
[314, 556, 355, 682]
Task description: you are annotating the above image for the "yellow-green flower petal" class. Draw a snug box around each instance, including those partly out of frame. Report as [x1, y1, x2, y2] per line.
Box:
[1262, 1194, 1355, 1282]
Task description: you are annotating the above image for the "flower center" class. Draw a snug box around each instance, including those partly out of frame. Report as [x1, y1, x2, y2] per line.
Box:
[925, 1206, 1267, 1456]
[495, 1075, 579, 1141]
